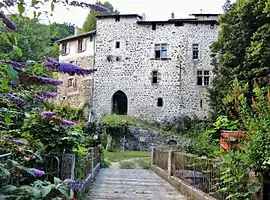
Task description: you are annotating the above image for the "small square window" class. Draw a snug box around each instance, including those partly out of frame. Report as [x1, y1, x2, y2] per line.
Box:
[193, 44, 199, 59]
[90, 36, 93, 42]
[115, 16, 120, 22]
[152, 23, 156, 30]
[197, 70, 210, 86]
[116, 41, 120, 48]
[210, 24, 215, 29]
[68, 78, 74, 87]
[152, 70, 158, 84]
[155, 44, 167, 59]
[157, 98, 163, 107]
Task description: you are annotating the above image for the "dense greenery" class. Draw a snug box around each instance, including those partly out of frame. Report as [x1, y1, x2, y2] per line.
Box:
[82, 1, 119, 32]
[0, 16, 74, 63]
[210, 0, 270, 118]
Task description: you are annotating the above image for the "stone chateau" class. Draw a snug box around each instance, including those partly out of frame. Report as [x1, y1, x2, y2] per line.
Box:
[57, 13, 220, 122]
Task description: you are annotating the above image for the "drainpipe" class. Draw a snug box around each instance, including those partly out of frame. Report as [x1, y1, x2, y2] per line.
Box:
[88, 32, 96, 123]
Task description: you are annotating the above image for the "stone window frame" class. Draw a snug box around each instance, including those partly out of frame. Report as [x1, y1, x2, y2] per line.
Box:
[154, 43, 168, 60]
[192, 44, 199, 60]
[157, 98, 163, 107]
[197, 70, 210, 86]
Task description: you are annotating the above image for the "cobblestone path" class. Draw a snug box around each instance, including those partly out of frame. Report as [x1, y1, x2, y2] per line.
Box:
[89, 168, 187, 200]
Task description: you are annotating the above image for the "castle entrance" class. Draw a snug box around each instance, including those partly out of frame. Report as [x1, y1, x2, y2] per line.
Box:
[112, 91, 128, 115]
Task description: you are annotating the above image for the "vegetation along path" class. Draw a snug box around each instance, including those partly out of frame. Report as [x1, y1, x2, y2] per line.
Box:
[89, 168, 187, 200]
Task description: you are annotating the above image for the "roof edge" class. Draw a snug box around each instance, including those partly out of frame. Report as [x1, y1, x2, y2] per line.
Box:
[57, 30, 96, 43]
[96, 14, 142, 19]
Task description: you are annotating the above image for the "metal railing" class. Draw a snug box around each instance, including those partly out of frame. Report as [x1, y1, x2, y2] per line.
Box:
[152, 148, 227, 200]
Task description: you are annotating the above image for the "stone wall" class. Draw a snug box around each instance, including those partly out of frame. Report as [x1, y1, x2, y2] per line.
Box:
[123, 126, 184, 151]
[56, 55, 94, 108]
[92, 16, 219, 123]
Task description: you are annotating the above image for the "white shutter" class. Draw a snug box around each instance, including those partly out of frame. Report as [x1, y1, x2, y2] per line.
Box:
[66, 42, 70, 54]
[83, 38, 87, 51]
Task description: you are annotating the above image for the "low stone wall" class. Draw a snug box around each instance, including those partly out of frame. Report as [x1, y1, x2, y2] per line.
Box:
[123, 126, 182, 151]
[152, 165, 216, 200]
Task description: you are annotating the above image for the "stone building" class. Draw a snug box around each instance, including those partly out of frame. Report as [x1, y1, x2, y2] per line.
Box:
[92, 13, 219, 122]
[58, 13, 220, 123]
[57, 30, 96, 108]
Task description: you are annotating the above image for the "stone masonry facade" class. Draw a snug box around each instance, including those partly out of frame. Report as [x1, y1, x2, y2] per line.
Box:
[58, 14, 220, 122]
[57, 31, 95, 108]
[92, 14, 219, 122]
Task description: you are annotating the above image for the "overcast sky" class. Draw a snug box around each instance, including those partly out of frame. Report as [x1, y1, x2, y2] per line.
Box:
[9, 0, 235, 27]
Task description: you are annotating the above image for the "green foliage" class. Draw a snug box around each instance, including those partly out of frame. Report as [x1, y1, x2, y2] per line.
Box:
[0, 177, 70, 199]
[210, 0, 270, 118]
[218, 152, 261, 200]
[0, 16, 74, 63]
[82, 1, 119, 32]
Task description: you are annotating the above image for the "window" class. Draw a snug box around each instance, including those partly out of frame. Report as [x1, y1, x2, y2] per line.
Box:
[152, 71, 158, 84]
[155, 44, 167, 59]
[115, 15, 120, 22]
[157, 98, 163, 107]
[90, 36, 93, 42]
[77, 39, 83, 52]
[61, 43, 67, 55]
[68, 78, 74, 87]
[152, 23, 156, 30]
[210, 23, 215, 29]
[192, 44, 199, 59]
[116, 41, 120, 48]
[200, 99, 203, 108]
[197, 70, 210, 86]
[116, 56, 121, 62]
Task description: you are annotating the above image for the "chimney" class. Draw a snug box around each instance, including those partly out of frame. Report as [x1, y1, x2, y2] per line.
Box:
[74, 27, 81, 36]
[171, 12, 175, 19]
[141, 13, 146, 21]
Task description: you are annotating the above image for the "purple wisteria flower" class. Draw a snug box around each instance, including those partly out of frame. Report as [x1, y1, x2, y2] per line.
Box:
[88, 4, 109, 13]
[41, 111, 56, 119]
[33, 95, 45, 101]
[19, 74, 63, 86]
[45, 58, 96, 76]
[6, 93, 24, 104]
[11, 140, 27, 146]
[62, 119, 77, 126]
[30, 168, 45, 177]
[0, 13, 17, 30]
[38, 77, 63, 85]
[8, 81, 17, 87]
[41, 91, 58, 98]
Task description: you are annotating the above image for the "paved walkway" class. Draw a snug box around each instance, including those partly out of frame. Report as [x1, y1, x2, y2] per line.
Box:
[89, 168, 187, 200]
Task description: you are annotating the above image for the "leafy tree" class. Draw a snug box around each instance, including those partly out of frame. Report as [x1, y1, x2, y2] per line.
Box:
[82, 1, 119, 32]
[0, 16, 74, 62]
[209, 0, 270, 118]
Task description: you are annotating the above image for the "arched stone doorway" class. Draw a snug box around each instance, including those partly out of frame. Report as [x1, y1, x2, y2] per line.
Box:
[112, 91, 128, 115]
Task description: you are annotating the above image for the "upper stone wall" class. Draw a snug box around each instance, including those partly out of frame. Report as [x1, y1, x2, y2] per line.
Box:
[92, 15, 219, 122]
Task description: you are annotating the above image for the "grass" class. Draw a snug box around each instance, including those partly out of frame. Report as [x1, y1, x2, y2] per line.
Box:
[119, 160, 135, 169]
[104, 151, 151, 163]
[136, 158, 151, 170]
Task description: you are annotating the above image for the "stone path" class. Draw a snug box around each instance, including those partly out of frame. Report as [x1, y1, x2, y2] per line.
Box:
[88, 168, 187, 200]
